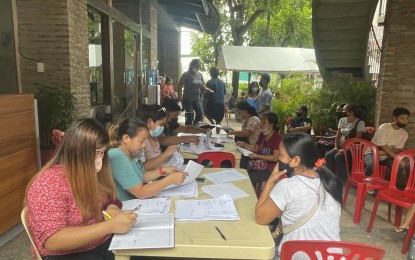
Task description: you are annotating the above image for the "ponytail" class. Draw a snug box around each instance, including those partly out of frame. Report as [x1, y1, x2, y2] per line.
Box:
[316, 165, 343, 206]
[108, 118, 148, 149]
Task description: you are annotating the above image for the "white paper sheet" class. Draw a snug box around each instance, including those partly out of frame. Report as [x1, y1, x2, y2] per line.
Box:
[175, 194, 239, 221]
[163, 160, 204, 190]
[157, 181, 198, 198]
[189, 137, 223, 154]
[109, 214, 174, 250]
[121, 198, 171, 215]
[236, 146, 253, 156]
[201, 183, 249, 200]
[203, 169, 249, 184]
[161, 151, 184, 169]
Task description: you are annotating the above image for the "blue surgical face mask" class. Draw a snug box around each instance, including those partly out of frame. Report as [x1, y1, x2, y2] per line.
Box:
[150, 125, 164, 137]
[278, 159, 295, 178]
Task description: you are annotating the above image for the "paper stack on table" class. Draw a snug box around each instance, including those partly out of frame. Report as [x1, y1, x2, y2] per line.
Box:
[236, 146, 253, 156]
[174, 194, 240, 221]
[203, 169, 248, 184]
[201, 183, 249, 200]
[189, 129, 224, 154]
[157, 182, 198, 198]
[121, 198, 171, 215]
[109, 213, 175, 250]
[163, 160, 204, 190]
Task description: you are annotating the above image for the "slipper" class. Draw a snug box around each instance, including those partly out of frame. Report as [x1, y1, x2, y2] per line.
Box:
[395, 227, 409, 233]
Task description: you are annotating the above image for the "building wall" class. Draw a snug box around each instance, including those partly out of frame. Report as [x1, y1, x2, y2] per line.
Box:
[376, 0, 415, 148]
[142, 0, 158, 70]
[16, 0, 90, 117]
[158, 30, 181, 89]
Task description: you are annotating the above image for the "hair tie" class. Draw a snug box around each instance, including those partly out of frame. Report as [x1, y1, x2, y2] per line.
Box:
[115, 124, 120, 129]
[315, 158, 326, 168]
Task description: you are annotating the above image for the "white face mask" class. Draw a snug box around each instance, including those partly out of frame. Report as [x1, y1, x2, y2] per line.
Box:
[95, 158, 103, 172]
[261, 126, 272, 135]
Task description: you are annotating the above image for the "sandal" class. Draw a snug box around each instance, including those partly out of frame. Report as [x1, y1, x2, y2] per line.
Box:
[395, 227, 409, 233]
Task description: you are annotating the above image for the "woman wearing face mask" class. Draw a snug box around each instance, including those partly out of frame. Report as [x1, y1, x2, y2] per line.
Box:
[236, 112, 282, 185]
[324, 104, 366, 182]
[108, 118, 188, 201]
[245, 81, 259, 111]
[228, 101, 261, 145]
[136, 104, 184, 170]
[25, 119, 137, 259]
[256, 132, 343, 260]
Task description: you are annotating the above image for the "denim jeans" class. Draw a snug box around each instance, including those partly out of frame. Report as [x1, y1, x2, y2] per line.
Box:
[182, 98, 204, 125]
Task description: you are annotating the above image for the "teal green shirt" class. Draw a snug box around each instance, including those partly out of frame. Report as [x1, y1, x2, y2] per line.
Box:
[108, 148, 145, 201]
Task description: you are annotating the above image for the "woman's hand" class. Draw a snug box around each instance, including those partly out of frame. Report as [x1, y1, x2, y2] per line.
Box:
[186, 136, 200, 144]
[166, 171, 188, 185]
[267, 163, 287, 185]
[236, 141, 246, 148]
[105, 204, 121, 218]
[110, 212, 138, 234]
[249, 153, 258, 159]
[162, 166, 182, 175]
[164, 145, 179, 156]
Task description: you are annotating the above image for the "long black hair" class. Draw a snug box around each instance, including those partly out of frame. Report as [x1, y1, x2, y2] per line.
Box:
[282, 132, 343, 205]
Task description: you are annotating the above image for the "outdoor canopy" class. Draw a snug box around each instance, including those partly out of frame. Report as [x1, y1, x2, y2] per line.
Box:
[217, 46, 320, 74]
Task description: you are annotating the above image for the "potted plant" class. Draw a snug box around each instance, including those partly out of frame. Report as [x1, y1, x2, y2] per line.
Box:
[34, 84, 76, 165]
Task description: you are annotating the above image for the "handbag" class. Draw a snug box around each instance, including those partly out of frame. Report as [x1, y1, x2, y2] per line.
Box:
[345, 120, 372, 141]
[247, 159, 268, 171]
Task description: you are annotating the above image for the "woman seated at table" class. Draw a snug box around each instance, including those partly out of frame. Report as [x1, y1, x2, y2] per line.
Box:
[161, 76, 177, 105]
[256, 132, 343, 259]
[227, 101, 261, 145]
[236, 112, 282, 185]
[25, 118, 138, 259]
[136, 103, 184, 170]
[108, 118, 188, 201]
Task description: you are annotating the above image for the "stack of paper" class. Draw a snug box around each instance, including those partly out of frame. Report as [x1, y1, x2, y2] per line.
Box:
[175, 194, 240, 221]
[203, 169, 248, 184]
[163, 160, 204, 190]
[236, 146, 253, 156]
[109, 213, 174, 250]
[157, 182, 198, 198]
[201, 183, 249, 200]
[121, 198, 171, 215]
[188, 129, 224, 154]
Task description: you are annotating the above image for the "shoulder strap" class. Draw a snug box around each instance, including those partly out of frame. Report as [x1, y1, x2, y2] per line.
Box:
[283, 182, 325, 235]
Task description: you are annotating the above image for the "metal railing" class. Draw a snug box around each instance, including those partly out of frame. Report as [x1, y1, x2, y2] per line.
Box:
[365, 25, 382, 87]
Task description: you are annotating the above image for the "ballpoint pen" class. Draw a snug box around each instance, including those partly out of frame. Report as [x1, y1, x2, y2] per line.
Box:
[102, 210, 112, 220]
[130, 204, 141, 214]
[215, 226, 227, 241]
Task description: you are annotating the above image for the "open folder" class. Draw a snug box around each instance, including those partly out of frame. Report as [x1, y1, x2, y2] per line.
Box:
[163, 160, 204, 190]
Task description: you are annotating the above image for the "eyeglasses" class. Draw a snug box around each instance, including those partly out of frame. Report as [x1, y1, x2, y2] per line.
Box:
[95, 148, 106, 158]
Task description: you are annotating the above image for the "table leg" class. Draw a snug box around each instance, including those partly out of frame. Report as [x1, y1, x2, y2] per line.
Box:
[115, 255, 131, 260]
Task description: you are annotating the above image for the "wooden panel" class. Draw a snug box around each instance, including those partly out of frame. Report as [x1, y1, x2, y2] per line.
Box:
[0, 111, 35, 138]
[0, 186, 26, 234]
[0, 94, 34, 116]
[0, 163, 37, 199]
[0, 94, 37, 235]
[0, 147, 37, 179]
[0, 129, 36, 158]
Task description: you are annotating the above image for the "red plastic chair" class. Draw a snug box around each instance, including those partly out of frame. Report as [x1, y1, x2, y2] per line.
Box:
[367, 150, 415, 254]
[280, 240, 386, 260]
[197, 152, 236, 168]
[343, 138, 389, 224]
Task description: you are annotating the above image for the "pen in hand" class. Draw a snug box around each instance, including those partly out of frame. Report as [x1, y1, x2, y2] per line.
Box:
[102, 210, 112, 220]
[215, 226, 227, 241]
[130, 204, 141, 214]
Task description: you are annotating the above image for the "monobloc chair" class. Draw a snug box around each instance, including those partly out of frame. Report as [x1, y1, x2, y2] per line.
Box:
[21, 207, 42, 260]
[367, 149, 415, 254]
[197, 152, 236, 168]
[280, 240, 386, 260]
[343, 138, 389, 224]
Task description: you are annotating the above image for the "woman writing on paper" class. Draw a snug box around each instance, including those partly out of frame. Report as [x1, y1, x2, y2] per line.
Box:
[25, 119, 138, 259]
[136, 104, 184, 170]
[227, 101, 261, 144]
[256, 132, 343, 259]
[108, 118, 188, 201]
[236, 112, 282, 185]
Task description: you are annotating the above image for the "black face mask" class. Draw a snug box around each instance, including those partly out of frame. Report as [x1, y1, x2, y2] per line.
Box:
[296, 112, 303, 118]
[335, 112, 344, 119]
[396, 122, 407, 128]
[278, 160, 295, 178]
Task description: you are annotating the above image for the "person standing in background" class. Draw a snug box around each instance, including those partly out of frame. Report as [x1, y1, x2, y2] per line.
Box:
[177, 59, 213, 125]
[205, 67, 226, 131]
[257, 74, 273, 117]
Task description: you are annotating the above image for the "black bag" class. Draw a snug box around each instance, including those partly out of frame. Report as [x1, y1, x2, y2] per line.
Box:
[345, 120, 372, 141]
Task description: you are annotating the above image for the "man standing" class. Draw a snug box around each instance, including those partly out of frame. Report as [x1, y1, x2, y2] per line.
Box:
[257, 73, 273, 117]
[364, 107, 410, 181]
[289, 105, 312, 134]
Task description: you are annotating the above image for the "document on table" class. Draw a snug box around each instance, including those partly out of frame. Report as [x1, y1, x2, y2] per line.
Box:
[175, 194, 240, 221]
[161, 151, 184, 169]
[201, 183, 249, 200]
[163, 160, 204, 190]
[121, 198, 171, 215]
[236, 146, 253, 156]
[157, 181, 198, 198]
[109, 213, 174, 250]
[189, 139, 223, 154]
[203, 169, 248, 184]
[177, 133, 206, 137]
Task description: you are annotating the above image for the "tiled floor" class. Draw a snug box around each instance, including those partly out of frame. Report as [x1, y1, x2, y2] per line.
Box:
[0, 116, 408, 259]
